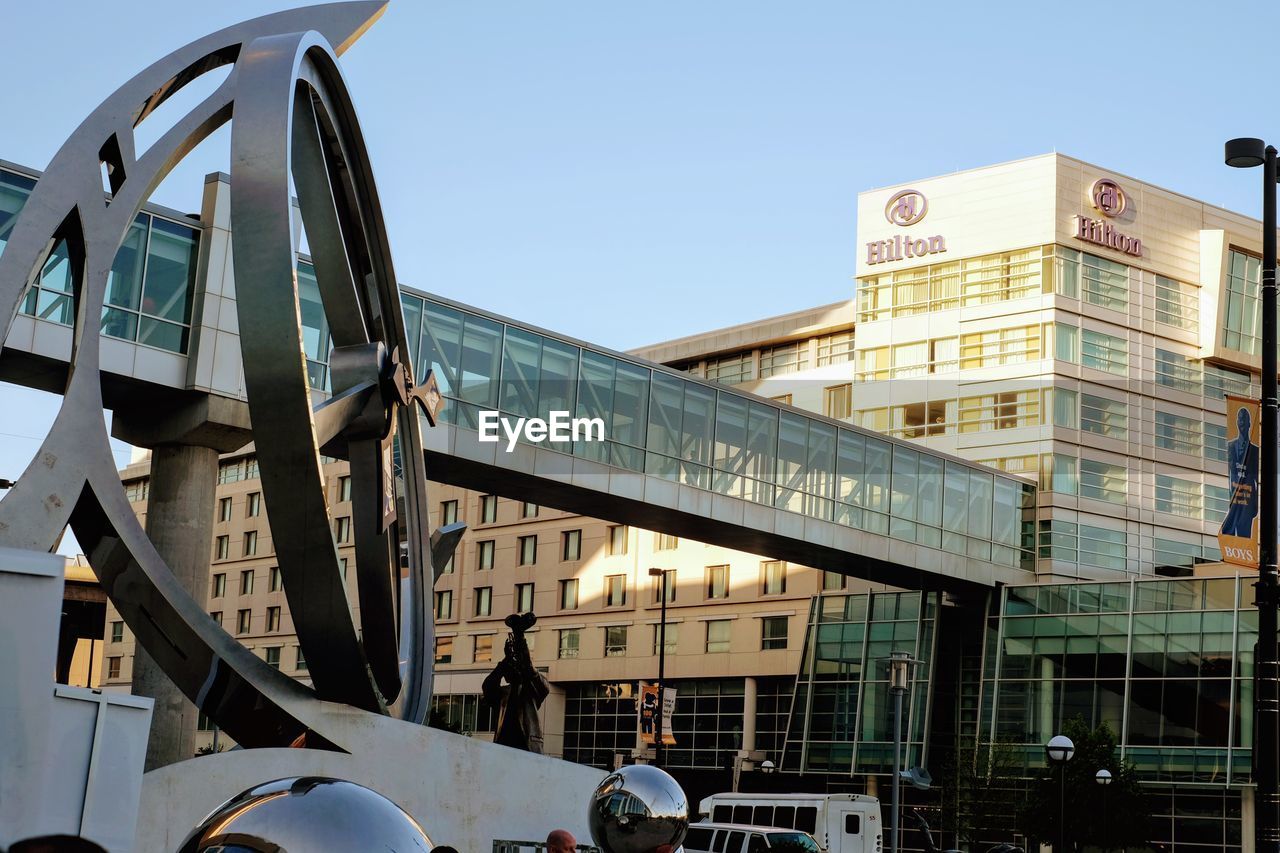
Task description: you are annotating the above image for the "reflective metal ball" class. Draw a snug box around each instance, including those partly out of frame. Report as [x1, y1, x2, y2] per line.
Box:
[587, 764, 689, 853]
[176, 777, 432, 852]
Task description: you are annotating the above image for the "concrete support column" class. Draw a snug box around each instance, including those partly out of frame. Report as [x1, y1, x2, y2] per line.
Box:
[133, 443, 219, 770]
[742, 676, 758, 755]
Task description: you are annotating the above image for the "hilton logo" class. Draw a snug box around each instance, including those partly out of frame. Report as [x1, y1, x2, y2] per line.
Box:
[866, 188, 947, 266]
[1091, 179, 1126, 218]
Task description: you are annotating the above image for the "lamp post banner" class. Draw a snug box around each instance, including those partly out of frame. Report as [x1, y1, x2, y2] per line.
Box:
[1220, 394, 1262, 568]
[638, 683, 676, 746]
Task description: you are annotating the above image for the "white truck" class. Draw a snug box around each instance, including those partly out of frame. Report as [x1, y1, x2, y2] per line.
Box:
[696, 793, 883, 853]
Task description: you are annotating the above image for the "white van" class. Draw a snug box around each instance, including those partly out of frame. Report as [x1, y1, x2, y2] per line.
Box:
[696, 793, 882, 853]
[682, 822, 821, 852]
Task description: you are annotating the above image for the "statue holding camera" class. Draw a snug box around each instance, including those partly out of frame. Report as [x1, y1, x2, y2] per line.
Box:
[481, 612, 551, 753]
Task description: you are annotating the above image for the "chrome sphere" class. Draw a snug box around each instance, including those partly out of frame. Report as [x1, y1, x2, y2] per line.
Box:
[587, 764, 689, 853]
[176, 777, 432, 852]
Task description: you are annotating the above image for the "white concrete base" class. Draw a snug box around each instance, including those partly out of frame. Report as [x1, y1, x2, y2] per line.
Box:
[137, 721, 606, 852]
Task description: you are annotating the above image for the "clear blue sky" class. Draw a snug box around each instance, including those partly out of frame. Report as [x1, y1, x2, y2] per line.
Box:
[2, 0, 1279, 547]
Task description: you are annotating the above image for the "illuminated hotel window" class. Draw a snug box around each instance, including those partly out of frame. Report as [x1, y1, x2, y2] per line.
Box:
[562, 529, 582, 561]
[518, 534, 537, 566]
[822, 571, 846, 591]
[759, 341, 809, 378]
[816, 331, 854, 366]
[855, 347, 890, 382]
[958, 391, 1039, 433]
[654, 532, 678, 551]
[705, 352, 754, 385]
[604, 574, 626, 607]
[1078, 459, 1127, 504]
[771, 394, 792, 406]
[560, 578, 579, 610]
[1057, 248, 1128, 311]
[761, 561, 786, 595]
[1154, 474, 1201, 518]
[892, 341, 928, 378]
[705, 620, 731, 653]
[478, 540, 494, 570]
[435, 636, 453, 665]
[1155, 411, 1201, 456]
[1053, 322, 1079, 362]
[604, 625, 628, 657]
[515, 582, 534, 613]
[558, 629, 580, 659]
[824, 384, 852, 420]
[440, 499, 458, 524]
[1224, 249, 1262, 354]
[959, 325, 1042, 369]
[856, 247, 1050, 323]
[1080, 329, 1127, 375]
[974, 455, 1040, 477]
[895, 399, 953, 437]
[474, 586, 492, 617]
[706, 565, 729, 600]
[1154, 275, 1199, 331]
[1051, 388, 1077, 429]
[474, 634, 493, 664]
[434, 590, 452, 620]
[1080, 394, 1127, 439]
[480, 494, 497, 523]
[653, 569, 676, 603]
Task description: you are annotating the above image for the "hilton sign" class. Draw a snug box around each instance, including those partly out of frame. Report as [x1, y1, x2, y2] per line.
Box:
[865, 188, 947, 266]
[1074, 178, 1143, 257]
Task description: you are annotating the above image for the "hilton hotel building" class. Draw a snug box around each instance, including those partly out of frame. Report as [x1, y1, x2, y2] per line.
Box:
[87, 153, 1275, 850]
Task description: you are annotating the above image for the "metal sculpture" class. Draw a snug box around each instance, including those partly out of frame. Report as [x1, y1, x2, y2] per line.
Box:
[481, 613, 551, 753]
[587, 765, 689, 853]
[0, 2, 449, 748]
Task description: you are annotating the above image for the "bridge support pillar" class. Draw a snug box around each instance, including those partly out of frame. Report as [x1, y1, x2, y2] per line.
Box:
[112, 395, 250, 770]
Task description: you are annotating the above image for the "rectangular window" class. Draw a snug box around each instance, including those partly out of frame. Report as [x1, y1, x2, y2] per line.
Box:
[475, 586, 493, 617]
[440, 553, 455, 575]
[1154, 348, 1201, 393]
[560, 578, 579, 610]
[1079, 458, 1127, 503]
[957, 391, 1039, 433]
[759, 341, 809, 378]
[653, 623, 678, 655]
[237, 609, 251, 635]
[1080, 252, 1129, 311]
[1079, 524, 1127, 572]
[267, 606, 281, 632]
[335, 517, 351, 544]
[515, 582, 535, 613]
[521, 501, 538, 518]
[247, 492, 261, 517]
[1049, 453, 1078, 495]
[218, 497, 232, 522]
[210, 611, 222, 627]
[474, 634, 494, 664]
[1055, 322, 1079, 362]
[1204, 422, 1228, 463]
[1155, 411, 1202, 456]
[478, 540, 495, 570]
[605, 574, 627, 607]
[706, 620, 731, 653]
[1155, 275, 1198, 330]
[824, 384, 853, 420]
[440, 499, 458, 525]
[435, 590, 453, 620]
[654, 532, 678, 551]
[107, 657, 122, 679]
[1224, 249, 1262, 354]
[212, 573, 226, 598]
[816, 331, 854, 366]
[296, 647, 307, 672]
[215, 535, 229, 561]
[110, 620, 124, 643]
[761, 561, 786, 595]
[562, 529, 582, 560]
[653, 569, 676, 604]
[269, 566, 282, 592]
[338, 475, 351, 502]
[1052, 388, 1078, 429]
[1080, 394, 1127, 439]
[481, 494, 497, 523]
[608, 525, 628, 555]
[435, 636, 453, 665]
[1155, 474, 1202, 518]
[707, 565, 729, 600]
[243, 530, 258, 556]
[604, 625, 628, 657]
[240, 569, 254, 596]
[1080, 329, 1128, 374]
[559, 629, 581, 659]
[959, 324, 1042, 369]
[519, 534, 537, 566]
[822, 571, 846, 591]
[264, 646, 281, 669]
[705, 352, 755, 385]
[124, 479, 149, 502]
[761, 616, 789, 650]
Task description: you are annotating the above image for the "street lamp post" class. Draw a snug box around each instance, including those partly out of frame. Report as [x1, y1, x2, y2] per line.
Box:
[1095, 768, 1112, 851]
[1225, 137, 1280, 852]
[884, 650, 920, 853]
[648, 567, 669, 768]
[1045, 735, 1075, 852]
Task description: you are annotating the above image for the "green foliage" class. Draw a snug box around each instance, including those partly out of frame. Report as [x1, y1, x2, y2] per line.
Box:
[1016, 717, 1152, 850]
[940, 738, 1024, 847]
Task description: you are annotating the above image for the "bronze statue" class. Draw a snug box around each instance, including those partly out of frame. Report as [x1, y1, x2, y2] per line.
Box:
[482, 613, 551, 753]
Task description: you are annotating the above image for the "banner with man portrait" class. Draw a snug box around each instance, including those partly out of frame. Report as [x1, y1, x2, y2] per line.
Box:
[1219, 395, 1261, 568]
[638, 683, 676, 746]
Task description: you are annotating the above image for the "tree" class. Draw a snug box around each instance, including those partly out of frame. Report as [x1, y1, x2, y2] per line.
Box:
[1016, 717, 1152, 850]
[940, 738, 1024, 848]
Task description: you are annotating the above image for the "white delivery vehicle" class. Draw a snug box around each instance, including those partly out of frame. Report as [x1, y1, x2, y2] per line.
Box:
[682, 822, 821, 852]
[696, 793, 882, 853]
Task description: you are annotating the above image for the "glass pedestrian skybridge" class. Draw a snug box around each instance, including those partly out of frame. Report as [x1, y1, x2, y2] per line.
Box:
[400, 289, 1036, 592]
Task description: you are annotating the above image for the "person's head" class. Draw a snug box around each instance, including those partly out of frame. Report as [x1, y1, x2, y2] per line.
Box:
[433, 847, 460, 853]
[546, 828, 577, 853]
[1239, 406, 1252, 438]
